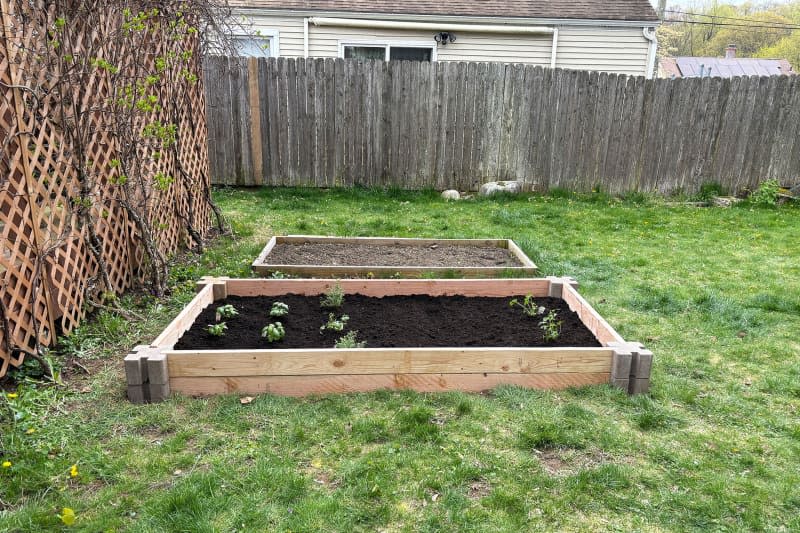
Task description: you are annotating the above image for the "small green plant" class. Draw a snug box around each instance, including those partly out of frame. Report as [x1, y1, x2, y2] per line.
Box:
[320, 283, 345, 308]
[207, 322, 227, 337]
[270, 302, 289, 317]
[509, 294, 545, 317]
[697, 181, 726, 202]
[269, 270, 290, 279]
[539, 310, 562, 341]
[334, 330, 366, 348]
[261, 322, 285, 342]
[215, 304, 238, 321]
[749, 179, 781, 206]
[320, 313, 349, 332]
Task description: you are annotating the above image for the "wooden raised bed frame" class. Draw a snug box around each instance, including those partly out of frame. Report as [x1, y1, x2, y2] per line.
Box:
[251, 235, 538, 278]
[125, 277, 652, 403]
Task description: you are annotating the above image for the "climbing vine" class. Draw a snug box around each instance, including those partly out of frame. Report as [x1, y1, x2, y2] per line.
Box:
[0, 0, 238, 373]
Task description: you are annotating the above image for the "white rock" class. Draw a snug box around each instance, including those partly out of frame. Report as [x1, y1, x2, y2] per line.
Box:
[441, 189, 460, 200]
[479, 180, 523, 196]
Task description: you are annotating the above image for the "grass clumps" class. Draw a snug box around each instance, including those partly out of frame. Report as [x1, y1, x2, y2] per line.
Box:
[2, 187, 799, 532]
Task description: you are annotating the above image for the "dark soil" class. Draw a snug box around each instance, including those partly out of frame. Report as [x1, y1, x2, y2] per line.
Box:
[173, 294, 601, 350]
[264, 243, 523, 268]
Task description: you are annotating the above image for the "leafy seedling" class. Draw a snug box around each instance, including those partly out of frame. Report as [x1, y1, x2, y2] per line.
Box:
[539, 310, 562, 341]
[510, 294, 545, 317]
[262, 322, 285, 342]
[270, 301, 289, 317]
[320, 283, 344, 308]
[215, 304, 238, 321]
[207, 322, 227, 337]
[335, 330, 367, 348]
[320, 313, 349, 332]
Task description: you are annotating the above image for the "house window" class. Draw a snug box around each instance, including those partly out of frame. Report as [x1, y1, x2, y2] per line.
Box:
[344, 46, 386, 60]
[389, 47, 432, 62]
[340, 42, 435, 62]
[233, 32, 279, 58]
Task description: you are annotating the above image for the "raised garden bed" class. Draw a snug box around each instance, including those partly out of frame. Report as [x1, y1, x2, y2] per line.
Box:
[252, 236, 537, 278]
[125, 278, 651, 402]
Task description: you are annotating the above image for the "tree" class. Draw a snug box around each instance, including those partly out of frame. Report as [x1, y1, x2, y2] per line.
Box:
[662, 0, 800, 71]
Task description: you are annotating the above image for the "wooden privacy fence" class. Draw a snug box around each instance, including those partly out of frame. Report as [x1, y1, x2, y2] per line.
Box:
[0, 1, 211, 376]
[205, 56, 800, 193]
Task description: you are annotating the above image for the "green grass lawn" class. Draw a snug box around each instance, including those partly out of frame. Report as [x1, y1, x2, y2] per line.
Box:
[1, 187, 799, 532]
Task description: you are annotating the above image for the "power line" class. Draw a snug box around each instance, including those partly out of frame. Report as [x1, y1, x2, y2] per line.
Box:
[666, 9, 800, 28]
[663, 19, 800, 32]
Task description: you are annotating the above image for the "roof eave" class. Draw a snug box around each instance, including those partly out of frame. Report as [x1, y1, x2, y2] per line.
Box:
[231, 8, 660, 27]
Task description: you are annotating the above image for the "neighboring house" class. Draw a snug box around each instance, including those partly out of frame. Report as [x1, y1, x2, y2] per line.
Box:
[227, 0, 660, 78]
[659, 44, 795, 78]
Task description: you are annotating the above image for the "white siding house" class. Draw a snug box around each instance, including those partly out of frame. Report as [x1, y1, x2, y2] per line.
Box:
[227, 0, 659, 77]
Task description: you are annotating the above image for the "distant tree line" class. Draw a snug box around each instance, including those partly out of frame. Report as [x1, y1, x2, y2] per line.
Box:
[658, 1, 800, 69]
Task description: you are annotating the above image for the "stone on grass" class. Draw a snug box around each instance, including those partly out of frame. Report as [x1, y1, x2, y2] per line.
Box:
[441, 189, 460, 200]
[712, 196, 741, 208]
[479, 180, 523, 196]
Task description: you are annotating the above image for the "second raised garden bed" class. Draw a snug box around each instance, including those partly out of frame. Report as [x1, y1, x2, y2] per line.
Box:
[126, 278, 652, 402]
[252, 235, 538, 278]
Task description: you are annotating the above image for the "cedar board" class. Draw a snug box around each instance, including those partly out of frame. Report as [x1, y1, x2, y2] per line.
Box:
[131, 277, 650, 400]
[252, 235, 538, 278]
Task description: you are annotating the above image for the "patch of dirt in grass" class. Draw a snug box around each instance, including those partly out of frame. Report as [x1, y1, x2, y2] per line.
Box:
[537, 449, 617, 475]
[467, 480, 492, 500]
[265, 242, 524, 268]
[310, 469, 340, 490]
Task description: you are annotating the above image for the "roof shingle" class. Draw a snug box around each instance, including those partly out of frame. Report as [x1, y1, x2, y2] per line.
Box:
[229, 0, 660, 22]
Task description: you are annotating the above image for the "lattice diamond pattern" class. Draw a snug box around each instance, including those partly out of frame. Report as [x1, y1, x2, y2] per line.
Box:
[0, 0, 211, 375]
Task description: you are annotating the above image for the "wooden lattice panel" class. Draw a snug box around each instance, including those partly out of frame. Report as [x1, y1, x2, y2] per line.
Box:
[0, 0, 211, 376]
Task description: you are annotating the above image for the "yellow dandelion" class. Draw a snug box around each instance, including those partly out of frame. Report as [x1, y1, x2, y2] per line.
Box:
[6, 393, 18, 399]
[70, 464, 79, 478]
[25, 428, 35, 435]
[58, 507, 76, 526]
[2, 460, 11, 468]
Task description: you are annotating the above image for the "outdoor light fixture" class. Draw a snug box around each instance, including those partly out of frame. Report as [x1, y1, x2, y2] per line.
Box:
[434, 31, 456, 45]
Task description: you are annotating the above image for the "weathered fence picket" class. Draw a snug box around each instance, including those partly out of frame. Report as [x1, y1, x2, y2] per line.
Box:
[204, 56, 800, 193]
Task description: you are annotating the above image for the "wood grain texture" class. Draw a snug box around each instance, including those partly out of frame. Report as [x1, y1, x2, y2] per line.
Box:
[151, 284, 215, 349]
[204, 57, 799, 194]
[562, 284, 625, 345]
[166, 347, 614, 377]
[250, 235, 538, 277]
[170, 372, 612, 397]
[225, 278, 552, 297]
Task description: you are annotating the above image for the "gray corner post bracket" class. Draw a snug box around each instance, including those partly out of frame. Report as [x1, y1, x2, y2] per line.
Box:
[124, 346, 171, 404]
[609, 342, 653, 395]
[546, 276, 579, 298]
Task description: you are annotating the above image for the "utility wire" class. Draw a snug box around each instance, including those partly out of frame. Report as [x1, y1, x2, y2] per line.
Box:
[665, 9, 800, 28]
[663, 19, 800, 31]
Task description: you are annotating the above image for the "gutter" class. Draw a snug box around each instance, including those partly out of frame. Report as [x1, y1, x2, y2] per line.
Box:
[308, 17, 555, 34]
[550, 27, 559, 68]
[236, 8, 659, 28]
[643, 27, 657, 79]
[303, 17, 309, 57]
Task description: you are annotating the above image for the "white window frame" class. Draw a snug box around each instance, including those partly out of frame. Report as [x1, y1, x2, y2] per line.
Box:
[233, 28, 280, 58]
[338, 40, 437, 61]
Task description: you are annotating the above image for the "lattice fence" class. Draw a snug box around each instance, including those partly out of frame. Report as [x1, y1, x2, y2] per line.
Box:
[0, 1, 212, 377]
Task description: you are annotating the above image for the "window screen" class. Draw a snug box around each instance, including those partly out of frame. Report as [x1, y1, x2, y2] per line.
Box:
[389, 47, 432, 62]
[234, 36, 272, 57]
[344, 46, 386, 60]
